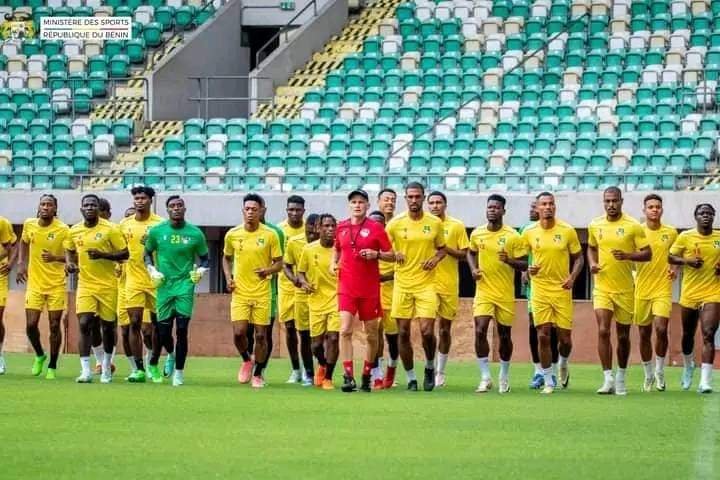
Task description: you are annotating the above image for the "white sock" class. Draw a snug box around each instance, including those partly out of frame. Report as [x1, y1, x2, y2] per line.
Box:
[92, 345, 104, 364]
[80, 356, 91, 375]
[616, 367, 626, 382]
[110, 346, 116, 363]
[370, 366, 380, 380]
[642, 361, 653, 379]
[603, 369, 613, 381]
[477, 357, 491, 380]
[127, 356, 137, 373]
[144, 350, 151, 367]
[378, 357, 385, 372]
[552, 362, 558, 376]
[406, 368, 416, 382]
[425, 358, 435, 370]
[437, 352, 449, 374]
[543, 367, 554, 387]
[102, 352, 112, 375]
[558, 355, 569, 368]
[533, 362, 542, 375]
[499, 360, 510, 381]
[701, 363, 713, 385]
[388, 358, 398, 368]
[683, 353, 694, 368]
[655, 356, 665, 374]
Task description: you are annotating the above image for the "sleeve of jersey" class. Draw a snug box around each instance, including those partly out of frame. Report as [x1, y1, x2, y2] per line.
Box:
[434, 222, 445, 249]
[378, 225, 392, 252]
[144, 229, 157, 253]
[109, 226, 128, 250]
[587, 223, 598, 247]
[283, 241, 294, 264]
[63, 229, 76, 251]
[297, 248, 308, 274]
[634, 223, 650, 250]
[468, 231, 478, 252]
[0, 219, 15, 244]
[20, 220, 31, 243]
[568, 227, 582, 255]
[270, 232, 282, 259]
[457, 223, 470, 250]
[512, 234, 527, 258]
[669, 234, 685, 256]
[196, 229, 209, 256]
[223, 230, 234, 257]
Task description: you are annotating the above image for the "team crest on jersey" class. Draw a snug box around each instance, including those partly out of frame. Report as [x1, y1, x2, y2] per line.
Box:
[662, 234, 669, 242]
[714, 240, 720, 249]
[498, 237, 507, 246]
[94, 233, 103, 240]
[616, 228, 625, 237]
[47, 233, 55, 240]
[257, 237, 265, 246]
[553, 234, 562, 243]
[360, 228, 370, 237]
[423, 225, 431, 234]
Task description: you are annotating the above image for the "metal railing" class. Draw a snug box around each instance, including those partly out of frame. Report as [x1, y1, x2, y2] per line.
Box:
[187, 75, 274, 119]
[255, 0, 318, 67]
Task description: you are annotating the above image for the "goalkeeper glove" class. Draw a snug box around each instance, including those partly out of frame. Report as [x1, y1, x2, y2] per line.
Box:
[147, 265, 165, 287]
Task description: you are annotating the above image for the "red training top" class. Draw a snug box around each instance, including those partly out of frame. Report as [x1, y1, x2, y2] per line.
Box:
[334, 217, 392, 298]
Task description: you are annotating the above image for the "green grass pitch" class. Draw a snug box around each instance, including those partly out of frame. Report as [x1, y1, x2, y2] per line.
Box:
[1, 353, 717, 479]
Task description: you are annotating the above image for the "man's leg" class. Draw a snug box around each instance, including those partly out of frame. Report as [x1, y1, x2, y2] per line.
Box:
[324, 331, 339, 387]
[638, 322, 653, 390]
[284, 320, 301, 382]
[557, 327, 572, 389]
[251, 324, 269, 386]
[497, 323, 513, 393]
[474, 315, 493, 392]
[419, 317, 437, 391]
[550, 325, 559, 375]
[47, 310, 63, 376]
[120, 325, 138, 374]
[436, 318, 452, 387]
[100, 319, 117, 383]
[595, 308, 615, 394]
[127, 307, 146, 375]
[360, 318, 379, 392]
[299, 329, 314, 381]
[339, 310, 356, 391]
[173, 315, 191, 386]
[373, 321, 385, 384]
[397, 318, 417, 389]
[528, 312, 544, 388]
[537, 323, 556, 391]
[77, 313, 96, 382]
[681, 306, 700, 390]
[698, 303, 720, 393]
[653, 314, 670, 390]
[91, 315, 104, 373]
[246, 322, 255, 356]
[383, 329, 399, 388]
[0, 307, 5, 374]
[311, 332, 327, 386]
[26, 309, 46, 375]
[233, 320, 252, 384]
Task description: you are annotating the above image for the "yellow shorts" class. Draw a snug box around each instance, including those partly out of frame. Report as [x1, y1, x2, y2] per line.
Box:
[679, 295, 720, 311]
[437, 293, 458, 320]
[391, 287, 438, 319]
[593, 290, 634, 325]
[25, 288, 66, 312]
[294, 300, 310, 331]
[124, 286, 156, 312]
[310, 310, 340, 337]
[118, 289, 152, 326]
[278, 289, 295, 322]
[532, 292, 573, 330]
[76, 289, 117, 322]
[634, 297, 672, 325]
[381, 309, 398, 335]
[0, 277, 7, 307]
[472, 299, 515, 326]
[381, 282, 393, 311]
[231, 296, 271, 325]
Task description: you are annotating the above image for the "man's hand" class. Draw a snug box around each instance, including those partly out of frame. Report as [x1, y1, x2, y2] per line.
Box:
[561, 275, 575, 290]
[65, 262, 78, 275]
[687, 257, 703, 269]
[528, 264, 541, 276]
[226, 278, 236, 293]
[329, 262, 338, 275]
[147, 265, 165, 287]
[292, 276, 302, 288]
[86, 249, 104, 260]
[498, 250, 509, 264]
[715, 262, 720, 276]
[394, 252, 406, 265]
[16, 264, 27, 284]
[422, 256, 440, 271]
[0, 263, 10, 275]
[189, 265, 208, 284]
[300, 280, 315, 294]
[41, 249, 55, 263]
[611, 249, 628, 261]
[359, 249, 378, 260]
[590, 263, 602, 274]
[470, 268, 482, 281]
[668, 268, 678, 280]
[254, 267, 270, 279]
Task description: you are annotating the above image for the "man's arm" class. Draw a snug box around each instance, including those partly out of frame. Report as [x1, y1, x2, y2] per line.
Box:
[422, 245, 447, 271]
[587, 245, 600, 273]
[296, 271, 315, 294]
[16, 239, 29, 283]
[3, 241, 17, 275]
[88, 247, 129, 262]
[445, 245, 467, 260]
[500, 253, 528, 272]
[221, 254, 234, 292]
[613, 245, 651, 262]
[65, 248, 78, 274]
[562, 251, 585, 290]
[197, 253, 209, 269]
[466, 249, 481, 280]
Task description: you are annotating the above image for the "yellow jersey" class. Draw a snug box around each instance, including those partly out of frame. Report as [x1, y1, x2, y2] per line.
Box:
[298, 240, 337, 314]
[278, 220, 305, 294]
[435, 215, 470, 296]
[469, 224, 525, 303]
[520, 220, 582, 297]
[119, 213, 164, 291]
[64, 219, 127, 293]
[284, 233, 308, 302]
[21, 217, 68, 292]
[223, 224, 282, 301]
[588, 213, 648, 293]
[0, 216, 16, 280]
[635, 223, 678, 299]
[669, 229, 720, 303]
[385, 212, 445, 291]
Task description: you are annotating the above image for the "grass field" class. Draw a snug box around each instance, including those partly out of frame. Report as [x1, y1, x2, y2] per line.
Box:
[1, 353, 717, 479]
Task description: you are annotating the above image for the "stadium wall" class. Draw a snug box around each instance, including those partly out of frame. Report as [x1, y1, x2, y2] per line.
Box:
[242, 0, 334, 26]
[149, 0, 250, 120]
[3, 291, 717, 367]
[1, 190, 718, 228]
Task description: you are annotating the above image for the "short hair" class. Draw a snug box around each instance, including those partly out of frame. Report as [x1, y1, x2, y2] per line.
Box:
[535, 191, 554, 200]
[405, 182, 425, 195]
[487, 194, 506, 207]
[306, 213, 320, 225]
[130, 185, 156, 198]
[286, 195, 305, 206]
[603, 186, 623, 197]
[643, 193, 663, 205]
[694, 203, 716, 216]
[369, 210, 384, 218]
[319, 213, 336, 224]
[98, 197, 111, 213]
[377, 188, 397, 199]
[81, 194, 100, 204]
[166, 195, 183, 208]
[243, 193, 264, 206]
[39, 193, 57, 207]
[427, 191, 447, 203]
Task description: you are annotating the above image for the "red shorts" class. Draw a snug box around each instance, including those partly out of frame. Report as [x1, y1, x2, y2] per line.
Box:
[338, 294, 382, 321]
